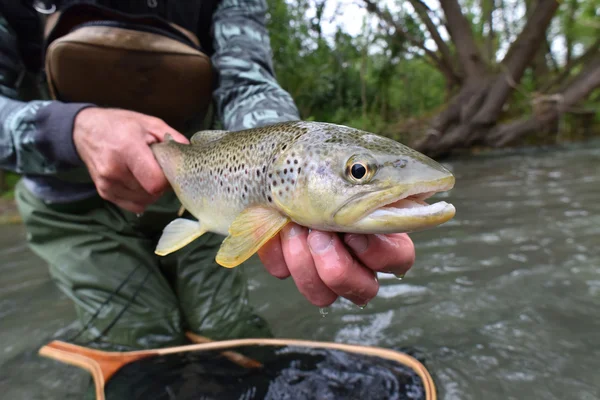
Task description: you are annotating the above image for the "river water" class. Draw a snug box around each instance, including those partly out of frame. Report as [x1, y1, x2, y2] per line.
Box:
[1, 142, 599, 399]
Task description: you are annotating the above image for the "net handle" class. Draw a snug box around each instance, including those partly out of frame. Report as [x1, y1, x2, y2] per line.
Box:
[39, 334, 437, 400]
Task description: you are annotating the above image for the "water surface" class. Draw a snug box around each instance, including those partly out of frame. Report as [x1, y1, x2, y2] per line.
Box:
[1, 143, 599, 399]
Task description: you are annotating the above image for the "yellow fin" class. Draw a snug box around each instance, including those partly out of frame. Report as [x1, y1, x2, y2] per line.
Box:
[177, 204, 185, 217]
[190, 130, 228, 145]
[216, 206, 290, 268]
[155, 218, 206, 256]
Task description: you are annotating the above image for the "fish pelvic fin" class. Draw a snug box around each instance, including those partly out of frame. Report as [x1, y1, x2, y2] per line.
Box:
[155, 218, 206, 256]
[216, 206, 290, 268]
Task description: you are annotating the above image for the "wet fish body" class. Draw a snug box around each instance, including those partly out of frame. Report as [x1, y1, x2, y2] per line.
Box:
[151, 121, 456, 268]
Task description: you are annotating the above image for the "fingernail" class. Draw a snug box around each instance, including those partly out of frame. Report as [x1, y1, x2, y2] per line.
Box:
[286, 224, 303, 238]
[394, 273, 406, 280]
[346, 234, 368, 253]
[308, 232, 333, 254]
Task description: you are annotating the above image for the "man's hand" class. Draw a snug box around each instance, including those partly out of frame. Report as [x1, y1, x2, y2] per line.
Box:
[258, 225, 415, 307]
[73, 108, 189, 213]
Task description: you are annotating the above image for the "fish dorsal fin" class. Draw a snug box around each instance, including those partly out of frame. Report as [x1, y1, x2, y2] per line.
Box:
[190, 130, 228, 145]
[155, 218, 206, 256]
[216, 206, 290, 268]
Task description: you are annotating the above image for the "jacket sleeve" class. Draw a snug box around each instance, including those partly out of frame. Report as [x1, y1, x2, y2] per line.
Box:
[211, 0, 300, 131]
[0, 14, 92, 175]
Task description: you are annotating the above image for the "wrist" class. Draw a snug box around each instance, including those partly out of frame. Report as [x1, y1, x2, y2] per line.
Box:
[35, 102, 96, 169]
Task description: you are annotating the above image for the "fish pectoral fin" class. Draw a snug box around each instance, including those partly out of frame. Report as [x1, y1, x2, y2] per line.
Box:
[216, 206, 290, 268]
[155, 218, 206, 256]
[190, 129, 228, 145]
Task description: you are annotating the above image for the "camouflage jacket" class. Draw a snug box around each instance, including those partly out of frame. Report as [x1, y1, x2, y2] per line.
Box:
[0, 0, 300, 203]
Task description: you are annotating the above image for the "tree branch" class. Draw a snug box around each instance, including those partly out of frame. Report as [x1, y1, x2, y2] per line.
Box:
[541, 38, 600, 92]
[363, 0, 461, 86]
[440, 0, 487, 79]
[408, 0, 458, 79]
[486, 53, 600, 146]
[473, 0, 559, 125]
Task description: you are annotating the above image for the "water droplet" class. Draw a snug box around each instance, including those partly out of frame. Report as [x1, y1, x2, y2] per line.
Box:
[394, 273, 405, 281]
[319, 307, 329, 317]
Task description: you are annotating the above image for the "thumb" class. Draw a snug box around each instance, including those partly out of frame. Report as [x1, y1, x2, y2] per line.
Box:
[148, 120, 190, 145]
[160, 127, 190, 145]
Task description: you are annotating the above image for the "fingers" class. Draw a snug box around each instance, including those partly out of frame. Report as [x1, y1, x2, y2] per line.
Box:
[307, 231, 379, 306]
[280, 224, 338, 307]
[257, 233, 290, 279]
[110, 195, 147, 214]
[344, 233, 415, 276]
[146, 117, 189, 145]
[127, 146, 170, 197]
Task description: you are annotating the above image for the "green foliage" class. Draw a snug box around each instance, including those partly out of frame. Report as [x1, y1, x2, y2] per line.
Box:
[265, 0, 446, 133]
[266, 0, 600, 143]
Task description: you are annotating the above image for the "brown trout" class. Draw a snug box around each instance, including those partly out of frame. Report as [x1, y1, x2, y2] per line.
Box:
[151, 121, 456, 268]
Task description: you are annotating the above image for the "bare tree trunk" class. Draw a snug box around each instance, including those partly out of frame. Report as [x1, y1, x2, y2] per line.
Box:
[413, 0, 560, 157]
[440, 0, 487, 79]
[487, 54, 600, 146]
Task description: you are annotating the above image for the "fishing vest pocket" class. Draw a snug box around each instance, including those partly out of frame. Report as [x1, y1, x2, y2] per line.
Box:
[43, 3, 214, 131]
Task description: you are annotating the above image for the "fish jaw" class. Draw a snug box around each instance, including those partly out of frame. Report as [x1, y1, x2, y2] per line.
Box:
[333, 175, 456, 233]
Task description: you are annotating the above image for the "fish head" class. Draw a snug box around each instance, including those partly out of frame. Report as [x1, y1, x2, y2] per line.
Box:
[270, 123, 456, 234]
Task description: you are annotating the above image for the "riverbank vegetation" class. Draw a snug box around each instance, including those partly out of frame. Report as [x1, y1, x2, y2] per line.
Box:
[266, 0, 600, 157]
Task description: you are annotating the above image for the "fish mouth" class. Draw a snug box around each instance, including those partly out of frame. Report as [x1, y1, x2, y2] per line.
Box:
[334, 176, 456, 233]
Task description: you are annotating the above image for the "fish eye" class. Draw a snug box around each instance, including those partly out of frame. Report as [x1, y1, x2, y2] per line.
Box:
[345, 155, 377, 184]
[351, 163, 367, 179]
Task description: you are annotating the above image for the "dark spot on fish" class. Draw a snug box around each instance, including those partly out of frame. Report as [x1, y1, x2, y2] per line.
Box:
[284, 168, 288, 174]
[227, 188, 230, 193]
[294, 159, 298, 164]
[298, 167, 302, 173]
[262, 165, 267, 173]
[244, 185, 248, 192]
[393, 159, 408, 168]
[286, 159, 290, 164]
[273, 181, 277, 187]
[256, 169, 260, 177]
[268, 173, 272, 178]
[268, 196, 272, 202]
[279, 190, 282, 196]
[291, 179, 295, 184]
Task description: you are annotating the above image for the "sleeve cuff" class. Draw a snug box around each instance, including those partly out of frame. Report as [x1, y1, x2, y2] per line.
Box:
[34, 102, 96, 168]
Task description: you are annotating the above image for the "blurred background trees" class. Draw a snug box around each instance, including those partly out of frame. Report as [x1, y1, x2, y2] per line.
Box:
[265, 0, 600, 157]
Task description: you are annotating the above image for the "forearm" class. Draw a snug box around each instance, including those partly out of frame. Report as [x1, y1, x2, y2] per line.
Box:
[211, 0, 300, 131]
[0, 14, 91, 175]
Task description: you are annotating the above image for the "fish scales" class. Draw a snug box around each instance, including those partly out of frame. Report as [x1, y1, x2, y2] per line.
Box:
[151, 121, 456, 268]
[163, 122, 311, 235]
